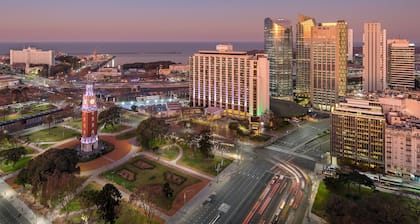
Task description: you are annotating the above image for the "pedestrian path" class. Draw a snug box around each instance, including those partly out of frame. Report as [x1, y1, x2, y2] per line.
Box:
[0, 179, 50, 224]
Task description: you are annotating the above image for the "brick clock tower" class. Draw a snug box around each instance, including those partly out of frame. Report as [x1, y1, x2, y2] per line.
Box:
[81, 84, 99, 153]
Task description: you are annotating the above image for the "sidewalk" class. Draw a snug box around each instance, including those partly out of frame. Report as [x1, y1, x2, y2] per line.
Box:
[0, 179, 50, 224]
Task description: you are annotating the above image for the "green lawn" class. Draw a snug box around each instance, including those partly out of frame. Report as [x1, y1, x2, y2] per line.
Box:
[24, 126, 79, 143]
[67, 119, 82, 130]
[116, 129, 137, 140]
[179, 144, 232, 176]
[64, 201, 160, 224]
[157, 145, 179, 161]
[0, 156, 32, 173]
[61, 183, 100, 213]
[101, 124, 129, 133]
[312, 181, 330, 218]
[102, 156, 201, 211]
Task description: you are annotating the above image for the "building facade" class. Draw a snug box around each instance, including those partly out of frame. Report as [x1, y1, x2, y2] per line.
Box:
[296, 15, 316, 98]
[189, 45, 269, 119]
[348, 28, 353, 62]
[264, 18, 293, 100]
[10, 47, 55, 69]
[362, 23, 387, 93]
[310, 21, 348, 111]
[387, 39, 415, 90]
[81, 84, 99, 153]
[385, 114, 420, 177]
[331, 98, 385, 171]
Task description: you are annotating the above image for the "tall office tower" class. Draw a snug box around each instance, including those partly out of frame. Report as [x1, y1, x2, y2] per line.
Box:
[310, 21, 348, 111]
[362, 23, 387, 92]
[189, 45, 269, 119]
[81, 84, 98, 153]
[348, 28, 353, 62]
[387, 39, 415, 90]
[331, 98, 385, 171]
[264, 18, 293, 100]
[296, 15, 316, 98]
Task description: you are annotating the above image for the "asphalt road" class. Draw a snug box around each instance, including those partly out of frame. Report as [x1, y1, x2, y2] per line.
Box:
[0, 196, 31, 224]
[180, 157, 273, 224]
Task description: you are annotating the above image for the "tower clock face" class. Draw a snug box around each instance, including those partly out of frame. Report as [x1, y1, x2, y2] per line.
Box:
[90, 99, 96, 105]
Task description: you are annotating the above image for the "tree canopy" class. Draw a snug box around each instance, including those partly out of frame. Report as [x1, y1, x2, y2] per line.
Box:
[0, 146, 26, 166]
[136, 117, 168, 149]
[16, 148, 80, 205]
[99, 107, 121, 128]
[96, 183, 122, 224]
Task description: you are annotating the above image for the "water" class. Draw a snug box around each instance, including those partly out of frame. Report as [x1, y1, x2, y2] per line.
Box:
[0, 42, 263, 65]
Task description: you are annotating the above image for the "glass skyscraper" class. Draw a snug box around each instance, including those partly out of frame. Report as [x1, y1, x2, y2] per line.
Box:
[296, 15, 316, 98]
[264, 17, 293, 100]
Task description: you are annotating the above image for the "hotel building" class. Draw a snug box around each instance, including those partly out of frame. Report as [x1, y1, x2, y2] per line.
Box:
[264, 18, 293, 100]
[387, 39, 415, 90]
[310, 21, 348, 111]
[10, 47, 55, 70]
[362, 22, 387, 93]
[189, 44, 269, 119]
[331, 98, 385, 171]
[296, 15, 316, 98]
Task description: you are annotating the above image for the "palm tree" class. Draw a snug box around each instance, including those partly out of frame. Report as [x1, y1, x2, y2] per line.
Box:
[44, 115, 54, 133]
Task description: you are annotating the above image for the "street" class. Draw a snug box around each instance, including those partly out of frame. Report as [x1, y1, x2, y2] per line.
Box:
[0, 196, 31, 224]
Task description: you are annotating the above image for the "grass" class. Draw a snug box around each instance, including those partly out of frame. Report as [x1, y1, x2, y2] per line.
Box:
[102, 156, 201, 211]
[24, 126, 79, 143]
[38, 143, 55, 149]
[179, 143, 233, 176]
[157, 145, 179, 161]
[0, 156, 32, 173]
[116, 129, 137, 140]
[67, 119, 82, 130]
[101, 124, 129, 133]
[61, 183, 100, 213]
[63, 201, 161, 224]
[312, 181, 330, 218]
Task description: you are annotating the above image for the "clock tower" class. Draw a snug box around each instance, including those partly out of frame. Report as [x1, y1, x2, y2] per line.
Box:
[81, 84, 99, 153]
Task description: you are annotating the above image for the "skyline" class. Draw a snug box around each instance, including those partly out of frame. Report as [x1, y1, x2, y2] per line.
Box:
[1, 0, 420, 43]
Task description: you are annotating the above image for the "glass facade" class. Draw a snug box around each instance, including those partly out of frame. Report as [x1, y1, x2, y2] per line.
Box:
[296, 15, 315, 98]
[264, 18, 293, 99]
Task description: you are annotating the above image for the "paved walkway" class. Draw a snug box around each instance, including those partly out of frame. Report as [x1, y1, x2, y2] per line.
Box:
[0, 179, 50, 224]
[159, 144, 184, 165]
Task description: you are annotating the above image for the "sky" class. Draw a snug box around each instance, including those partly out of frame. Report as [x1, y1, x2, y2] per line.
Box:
[1, 0, 420, 43]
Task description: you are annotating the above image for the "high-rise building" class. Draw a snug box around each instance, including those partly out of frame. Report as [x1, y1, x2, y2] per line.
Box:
[362, 23, 387, 93]
[310, 21, 348, 111]
[387, 39, 415, 90]
[81, 84, 99, 153]
[296, 15, 316, 98]
[348, 28, 353, 62]
[189, 44, 269, 119]
[10, 47, 55, 72]
[331, 98, 385, 171]
[264, 18, 293, 100]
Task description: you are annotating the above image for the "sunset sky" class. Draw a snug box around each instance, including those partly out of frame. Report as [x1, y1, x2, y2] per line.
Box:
[1, 0, 419, 42]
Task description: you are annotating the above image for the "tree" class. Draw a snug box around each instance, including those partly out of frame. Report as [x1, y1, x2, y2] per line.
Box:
[198, 128, 213, 158]
[44, 115, 54, 133]
[99, 107, 121, 129]
[16, 148, 80, 206]
[96, 183, 122, 224]
[136, 117, 168, 149]
[0, 147, 26, 166]
[130, 186, 155, 224]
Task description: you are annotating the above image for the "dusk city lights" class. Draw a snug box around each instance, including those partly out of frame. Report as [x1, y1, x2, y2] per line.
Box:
[0, 1, 420, 224]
